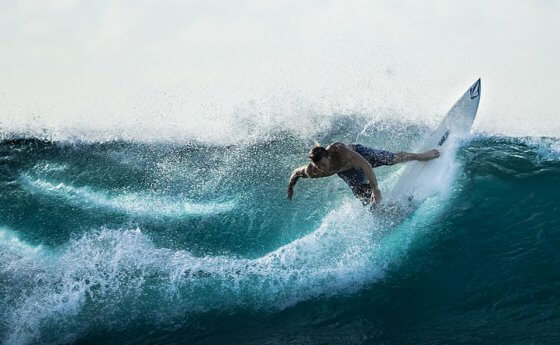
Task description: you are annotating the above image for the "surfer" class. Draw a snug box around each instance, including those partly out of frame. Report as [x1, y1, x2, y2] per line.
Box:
[287, 143, 440, 204]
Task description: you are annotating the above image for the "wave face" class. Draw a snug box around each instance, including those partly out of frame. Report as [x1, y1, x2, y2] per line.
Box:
[1, 120, 560, 345]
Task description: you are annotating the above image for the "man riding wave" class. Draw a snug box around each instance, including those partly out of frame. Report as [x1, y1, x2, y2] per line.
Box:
[287, 143, 440, 204]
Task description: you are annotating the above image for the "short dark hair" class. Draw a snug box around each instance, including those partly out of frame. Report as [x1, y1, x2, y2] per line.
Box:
[308, 146, 328, 162]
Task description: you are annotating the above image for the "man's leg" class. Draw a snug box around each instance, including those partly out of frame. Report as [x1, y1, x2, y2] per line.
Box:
[337, 169, 373, 204]
[392, 149, 440, 164]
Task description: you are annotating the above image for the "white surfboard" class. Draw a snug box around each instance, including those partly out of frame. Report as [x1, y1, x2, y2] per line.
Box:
[389, 79, 481, 204]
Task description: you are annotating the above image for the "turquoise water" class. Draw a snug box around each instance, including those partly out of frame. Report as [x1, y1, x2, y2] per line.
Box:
[1, 120, 560, 344]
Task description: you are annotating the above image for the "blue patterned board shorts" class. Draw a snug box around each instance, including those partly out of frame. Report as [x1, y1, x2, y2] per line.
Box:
[336, 144, 395, 195]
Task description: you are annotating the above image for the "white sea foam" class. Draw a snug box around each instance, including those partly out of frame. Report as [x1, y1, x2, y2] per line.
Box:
[0, 197, 431, 345]
[18, 174, 236, 217]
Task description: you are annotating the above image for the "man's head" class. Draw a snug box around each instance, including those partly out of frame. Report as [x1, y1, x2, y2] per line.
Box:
[308, 145, 330, 171]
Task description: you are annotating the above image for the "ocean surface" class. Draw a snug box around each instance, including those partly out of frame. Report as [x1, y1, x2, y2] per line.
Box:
[1, 118, 560, 345]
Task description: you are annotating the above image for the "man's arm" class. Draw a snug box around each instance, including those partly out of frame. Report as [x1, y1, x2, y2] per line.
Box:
[287, 165, 307, 200]
[287, 163, 330, 200]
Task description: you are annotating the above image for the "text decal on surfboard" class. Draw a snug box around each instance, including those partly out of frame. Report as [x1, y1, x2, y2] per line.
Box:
[438, 129, 451, 146]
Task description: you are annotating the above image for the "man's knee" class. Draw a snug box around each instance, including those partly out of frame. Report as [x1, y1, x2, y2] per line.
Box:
[393, 152, 415, 164]
[391, 152, 404, 164]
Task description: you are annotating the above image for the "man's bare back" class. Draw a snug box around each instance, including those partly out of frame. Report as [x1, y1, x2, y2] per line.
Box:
[287, 142, 440, 204]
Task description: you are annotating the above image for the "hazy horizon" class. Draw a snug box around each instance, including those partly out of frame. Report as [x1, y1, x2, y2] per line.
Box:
[1, 0, 559, 142]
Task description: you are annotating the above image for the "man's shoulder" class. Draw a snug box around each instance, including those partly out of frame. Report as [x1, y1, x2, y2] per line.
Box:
[304, 162, 317, 173]
[326, 142, 348, 152]
[304, 163, 325, 178]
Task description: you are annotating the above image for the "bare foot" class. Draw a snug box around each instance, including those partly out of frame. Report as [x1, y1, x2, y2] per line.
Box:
[417, 149, 440, 161]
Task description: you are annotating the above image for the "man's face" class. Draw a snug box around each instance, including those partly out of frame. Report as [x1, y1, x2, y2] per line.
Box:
[314, 156, 330, 172]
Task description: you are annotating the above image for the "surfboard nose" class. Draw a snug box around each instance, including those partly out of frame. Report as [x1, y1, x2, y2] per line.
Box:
[469, 78, 481, 99]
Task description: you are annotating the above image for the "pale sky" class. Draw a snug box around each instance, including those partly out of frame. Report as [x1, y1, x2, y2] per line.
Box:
[1, 0, 559, 142]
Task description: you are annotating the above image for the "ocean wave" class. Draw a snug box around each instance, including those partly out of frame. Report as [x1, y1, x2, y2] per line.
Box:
[2, 128, 560, 344]
[0, 197, 429, 344]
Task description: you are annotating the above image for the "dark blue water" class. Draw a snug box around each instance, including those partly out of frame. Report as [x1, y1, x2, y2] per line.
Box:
[1, 121, 560, 344]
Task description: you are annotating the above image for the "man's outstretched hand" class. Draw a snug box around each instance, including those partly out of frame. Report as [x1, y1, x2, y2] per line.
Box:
[287, 188, 294, 200]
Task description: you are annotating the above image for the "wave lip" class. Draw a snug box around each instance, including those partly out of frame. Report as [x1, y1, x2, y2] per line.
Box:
[19, 174, 236, 218]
